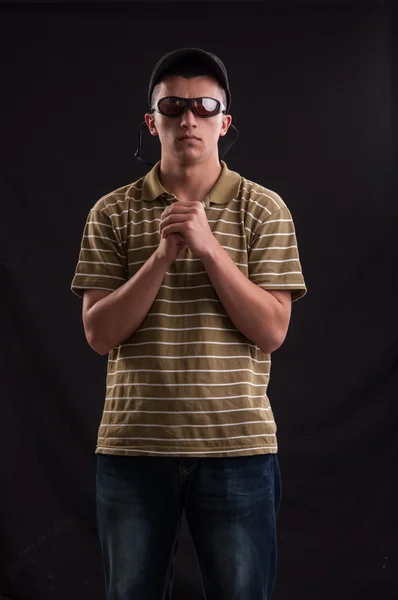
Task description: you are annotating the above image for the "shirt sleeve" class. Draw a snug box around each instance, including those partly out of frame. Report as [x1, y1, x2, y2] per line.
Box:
[248, 206, 307, 303]
[71, 207, 128, 298]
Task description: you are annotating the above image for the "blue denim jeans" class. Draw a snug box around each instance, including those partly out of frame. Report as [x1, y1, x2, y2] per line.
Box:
[96, 452, 282, 600]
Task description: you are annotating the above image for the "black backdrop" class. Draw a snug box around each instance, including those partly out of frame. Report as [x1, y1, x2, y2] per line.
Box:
[0, 1, 397, 599]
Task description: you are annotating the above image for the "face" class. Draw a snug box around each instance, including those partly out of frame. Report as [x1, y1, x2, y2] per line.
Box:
[144, 75, 232, 166]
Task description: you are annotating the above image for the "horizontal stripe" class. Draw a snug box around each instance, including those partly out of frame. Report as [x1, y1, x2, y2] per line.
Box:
[103, 407, 272, 414]
[128, 257, 248, 267]
[241, 185, 281, 210]
[122, 341, 257, 347]
[106, 382, 268, 389]
[125, 228, 249, 241]
[136, 326, 237, 333]
[104, 394, 268, 401]
[126, 249, 298, 268]
[261, 218, 292, 224]
[107, 368, 270, 376]
[251, 271, 302, 276]
[250, 259, 299, 264]
[256, 232, 295, 237]
[164, 259, 298, 273]
[143, 312, 230, 317]
[109, 203, 250, 220]
[152, 298, 221, 304]
[159, 284, 213, 290]
[96, 446, 277, 455]
[108, 206, 163, 218]
[82, 247, 122, 253]
[100, 190, 141, 209]
[78, 260, 124, 267]
[250, 245, 298, 251]
[98, 434, 275, 442]
[87, 221, 113, 229]
[107, 356, 270, 363]
[112, 212, 264, 230]
[83, 234, 122, 245]
[100, 420, 274, 429]
[240, 193, 273, 214]
[81, 248, 125, 259]
[256, 282, 306, 287]
[75, 273, 125, 280]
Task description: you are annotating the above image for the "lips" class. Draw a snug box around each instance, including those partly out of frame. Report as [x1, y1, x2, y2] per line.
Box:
[179, 136, 200, 141]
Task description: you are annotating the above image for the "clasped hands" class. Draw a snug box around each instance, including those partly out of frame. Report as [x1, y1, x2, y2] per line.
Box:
[159, 201, 217, 259]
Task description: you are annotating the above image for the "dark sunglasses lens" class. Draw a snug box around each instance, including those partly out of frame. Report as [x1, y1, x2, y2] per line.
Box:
[157, 97, 221, 117]
[194, 98, 220, 116]
[158, 98, 184, 116]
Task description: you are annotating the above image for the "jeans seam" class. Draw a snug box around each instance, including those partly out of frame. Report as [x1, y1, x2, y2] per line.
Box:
[161, 516, 182, 600]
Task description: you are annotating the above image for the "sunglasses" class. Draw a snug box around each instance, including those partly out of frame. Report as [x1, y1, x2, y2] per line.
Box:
[151, 96, 226, 118]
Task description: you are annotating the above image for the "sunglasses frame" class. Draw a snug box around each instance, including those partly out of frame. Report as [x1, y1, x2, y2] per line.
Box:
[151, 96, 227, 118]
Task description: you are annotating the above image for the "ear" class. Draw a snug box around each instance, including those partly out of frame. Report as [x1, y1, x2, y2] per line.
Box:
[219, 114, 232, 137]
[144, 113, 158, 137]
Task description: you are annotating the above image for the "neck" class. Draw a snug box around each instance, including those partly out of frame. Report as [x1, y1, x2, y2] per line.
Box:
[159, 155, 223, 203]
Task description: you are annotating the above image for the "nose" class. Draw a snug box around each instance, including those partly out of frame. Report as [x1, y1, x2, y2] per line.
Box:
[180, 106, 198, 128]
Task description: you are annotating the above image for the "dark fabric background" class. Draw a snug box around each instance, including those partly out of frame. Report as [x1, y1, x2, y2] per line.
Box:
[0, 2, 397, 599]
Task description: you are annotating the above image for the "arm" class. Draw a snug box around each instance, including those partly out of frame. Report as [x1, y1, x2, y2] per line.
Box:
[201, 243, 292, 354]
[83, 249, 170, 355]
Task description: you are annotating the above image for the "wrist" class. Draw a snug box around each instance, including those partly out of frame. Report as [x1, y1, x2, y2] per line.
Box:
[153, 248, 172, 270]
[199, 238, 222, 265]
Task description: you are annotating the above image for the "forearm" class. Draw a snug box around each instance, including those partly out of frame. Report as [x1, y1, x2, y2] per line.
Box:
[85, 250, 170, 354]
[201, 242, 289, 353]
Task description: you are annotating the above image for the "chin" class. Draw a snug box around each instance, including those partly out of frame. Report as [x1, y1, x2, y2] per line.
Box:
[175, 150, 203, 162]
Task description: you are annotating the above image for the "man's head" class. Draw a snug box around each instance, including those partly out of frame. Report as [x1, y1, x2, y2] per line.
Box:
[150, 63, 228, 111]
[144, 55, 232, 167]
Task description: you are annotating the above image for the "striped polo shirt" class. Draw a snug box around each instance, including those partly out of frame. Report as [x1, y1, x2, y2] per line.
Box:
[71, 160, 306, 457]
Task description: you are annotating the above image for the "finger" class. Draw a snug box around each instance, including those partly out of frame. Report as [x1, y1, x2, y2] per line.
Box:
[162, 214, 190, 227]
[167, 203, 198, 214]
[163, 223, 185, 237]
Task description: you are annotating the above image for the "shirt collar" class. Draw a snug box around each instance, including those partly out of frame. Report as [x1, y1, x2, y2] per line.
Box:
[141, 160, 241, 205]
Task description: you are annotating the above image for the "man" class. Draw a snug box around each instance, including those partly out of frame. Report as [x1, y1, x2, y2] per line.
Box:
[71, 48, 306, 600]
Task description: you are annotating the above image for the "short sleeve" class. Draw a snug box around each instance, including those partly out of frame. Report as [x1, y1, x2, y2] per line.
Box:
[71, 207, 128, 298]
[248, 206, 307, 302]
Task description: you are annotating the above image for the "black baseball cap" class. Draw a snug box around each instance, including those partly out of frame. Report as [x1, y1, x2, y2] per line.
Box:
[148, 47, 231, 113]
